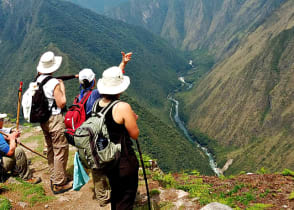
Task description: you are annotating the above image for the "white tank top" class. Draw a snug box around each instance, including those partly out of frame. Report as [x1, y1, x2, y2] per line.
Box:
[36, 75, 61, 115]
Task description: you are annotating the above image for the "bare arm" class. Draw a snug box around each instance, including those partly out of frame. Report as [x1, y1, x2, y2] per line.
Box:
[53, 80, 66, 108]
[118, 52, 132, 74]
[6, 131, 19, 156]
[114, 102, 139, 140]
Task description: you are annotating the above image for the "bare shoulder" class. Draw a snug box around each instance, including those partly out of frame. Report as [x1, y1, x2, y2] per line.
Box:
[115, 101, 132, 112]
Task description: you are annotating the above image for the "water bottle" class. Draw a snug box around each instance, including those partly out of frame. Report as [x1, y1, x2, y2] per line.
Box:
[97, 135, 108, 151]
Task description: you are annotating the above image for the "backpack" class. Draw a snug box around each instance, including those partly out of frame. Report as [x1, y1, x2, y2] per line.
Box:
[64, 90, 92, 136]
[73, 99, 121, 169]
[22, 76, 54, 123]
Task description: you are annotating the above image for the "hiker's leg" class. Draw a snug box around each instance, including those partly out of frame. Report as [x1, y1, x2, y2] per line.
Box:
[2, 147, 32, 180]
[108, 155, 139, 210]
[41, 122, 54, 180]
[50, 114, 69, 185]
[92, 169, 111, 207]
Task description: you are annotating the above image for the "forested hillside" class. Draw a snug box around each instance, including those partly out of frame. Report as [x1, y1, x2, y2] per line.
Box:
[107, 0, 286, 62]
[179, 0, 294, 174]
[0, 0, 212, 173]
[63, 0, 128, 14]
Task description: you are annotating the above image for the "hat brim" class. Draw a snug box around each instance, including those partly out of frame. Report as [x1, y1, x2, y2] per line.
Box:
[0, 113, 7, 119]
[37, 56, 62, 74]
[97, 76, 130, 95]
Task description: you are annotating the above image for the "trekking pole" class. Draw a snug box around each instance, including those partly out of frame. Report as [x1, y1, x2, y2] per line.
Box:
[16, 81, 23, 130]
[0, 131, 48, 160]
[135, 140, 151, 210]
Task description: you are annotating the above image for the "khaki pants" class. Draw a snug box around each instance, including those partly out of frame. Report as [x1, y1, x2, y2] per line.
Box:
[92, 169, 111, 207]
[2, 147, 32, 180]
[41, 114, 69, 185]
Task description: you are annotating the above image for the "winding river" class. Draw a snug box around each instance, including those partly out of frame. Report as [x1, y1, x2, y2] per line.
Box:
[168, 77, 220, 176]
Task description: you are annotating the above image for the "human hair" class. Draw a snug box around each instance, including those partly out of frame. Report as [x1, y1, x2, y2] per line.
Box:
[81, 79, 95, 89]
[101, 94, 120, 101]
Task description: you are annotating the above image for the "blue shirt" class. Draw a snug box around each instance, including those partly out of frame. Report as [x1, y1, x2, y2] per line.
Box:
[0, 134, 9, 159]
[78, 89, 101, 117]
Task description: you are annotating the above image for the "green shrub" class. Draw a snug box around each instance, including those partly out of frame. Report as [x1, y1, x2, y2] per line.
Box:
[150, 189, 161, 196]
[0, 196, 12, 210]
[282, 168, 294, 177]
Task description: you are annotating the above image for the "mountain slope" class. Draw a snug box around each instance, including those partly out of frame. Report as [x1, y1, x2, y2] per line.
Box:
[0, 0, 212, 173]
[63, 0, 128, 14]
[180, 0, 294, 174]
[106, 0, 286, 61]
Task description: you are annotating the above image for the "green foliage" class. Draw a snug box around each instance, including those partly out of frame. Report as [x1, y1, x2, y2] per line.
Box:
[288, 191, 294, 200]
[150, 189, 161, 196]
[246, 203, 273, 209]
[124, 95, 213, 174]
[0, 196, 12, 210]
[256, 167, 270, 175]
[281, 168, 294, 177]
[3, 178, 54, 206]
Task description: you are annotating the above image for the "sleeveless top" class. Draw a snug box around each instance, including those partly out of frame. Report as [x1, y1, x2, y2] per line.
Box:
[96, 101, 134, 156]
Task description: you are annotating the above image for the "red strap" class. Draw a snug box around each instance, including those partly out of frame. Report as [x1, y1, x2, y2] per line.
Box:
[78, 90, 92, 106]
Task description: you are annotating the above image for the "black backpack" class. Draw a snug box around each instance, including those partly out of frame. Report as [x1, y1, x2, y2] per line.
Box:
[30, 76, 55, 123]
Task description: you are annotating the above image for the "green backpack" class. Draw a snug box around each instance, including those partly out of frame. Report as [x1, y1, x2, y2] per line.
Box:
[74, 99, 121, 169]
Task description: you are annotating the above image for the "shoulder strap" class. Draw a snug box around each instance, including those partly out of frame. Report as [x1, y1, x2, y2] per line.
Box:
[78, 90, 92, 106]
[39, 76, 53, 88]
[91, 99, 120, 117]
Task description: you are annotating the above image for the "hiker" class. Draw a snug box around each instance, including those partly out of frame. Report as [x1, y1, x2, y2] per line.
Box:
[78, 51, 132, 119]
[0, 113, 41, 184]
[36, 51, 72, 194]
[64, 52, 133, 145]
[97, 66, 139, 209]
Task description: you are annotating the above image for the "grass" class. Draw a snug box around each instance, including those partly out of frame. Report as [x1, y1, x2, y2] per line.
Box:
[0, 196, 12, 210]
[0, 178, 54, 207]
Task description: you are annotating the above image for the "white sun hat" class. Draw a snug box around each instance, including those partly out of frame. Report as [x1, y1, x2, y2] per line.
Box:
[0, 113, 7, 119]
[37, 51, 62, 74]
[97, 66, 130, 95]
[79, 68, 95, 84]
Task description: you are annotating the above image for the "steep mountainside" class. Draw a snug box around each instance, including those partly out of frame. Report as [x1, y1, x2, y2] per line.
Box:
[0, 0, 212, 173]
[106, 0, 286, 61]
[180, 0, 294, 174]
[63, 0, 128, 14]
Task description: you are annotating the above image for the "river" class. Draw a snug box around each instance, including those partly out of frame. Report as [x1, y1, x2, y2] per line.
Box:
[168, 77, 220, 176]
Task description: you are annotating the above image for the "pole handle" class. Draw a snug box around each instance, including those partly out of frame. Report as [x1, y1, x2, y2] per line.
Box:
[16, 81, 23, 130]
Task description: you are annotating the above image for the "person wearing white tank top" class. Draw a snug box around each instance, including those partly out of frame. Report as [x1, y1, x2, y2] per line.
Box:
[36, 51, 72, 194]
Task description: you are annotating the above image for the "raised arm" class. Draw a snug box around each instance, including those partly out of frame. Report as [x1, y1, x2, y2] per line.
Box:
[119, 52, 132, 74]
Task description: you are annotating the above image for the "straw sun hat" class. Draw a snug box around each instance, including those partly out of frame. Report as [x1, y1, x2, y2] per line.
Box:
[37, 51, 62, 74]
[97, 66, 130, 95]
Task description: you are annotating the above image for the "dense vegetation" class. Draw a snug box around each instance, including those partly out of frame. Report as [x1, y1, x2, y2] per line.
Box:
[0, 0, 212, 173]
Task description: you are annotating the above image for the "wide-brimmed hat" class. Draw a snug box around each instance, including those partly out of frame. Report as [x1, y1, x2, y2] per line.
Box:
[0, 113, 7, 119]
[79, 68, 95, 84]
[97, 66, 130, 95]
[37, 51, 62, 74]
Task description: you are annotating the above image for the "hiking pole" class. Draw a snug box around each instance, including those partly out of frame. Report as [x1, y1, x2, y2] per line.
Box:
[16, 81, 23, 130]
[135, 140, 151, 210]
[0, 131, 48, 160]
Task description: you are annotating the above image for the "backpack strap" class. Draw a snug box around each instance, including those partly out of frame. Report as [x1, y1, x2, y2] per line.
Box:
[76, 90, 92, 106]
[38, 75, 53, 87]
[37, 75, 56, 110]
[91, 99, 120, 117]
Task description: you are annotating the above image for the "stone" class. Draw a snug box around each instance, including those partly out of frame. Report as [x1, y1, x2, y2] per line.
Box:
[200, 202, 233, 210]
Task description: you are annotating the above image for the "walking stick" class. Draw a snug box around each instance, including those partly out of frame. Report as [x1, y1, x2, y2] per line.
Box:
[135, 140, 151, 210]
[16, 81, 23, 130]
[0, 131, 48, 160]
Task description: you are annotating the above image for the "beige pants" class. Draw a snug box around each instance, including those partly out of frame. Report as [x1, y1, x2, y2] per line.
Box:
[41, 114, 69, 185]
[2, 147, 32, 180]
[92, 169, 111, 207]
